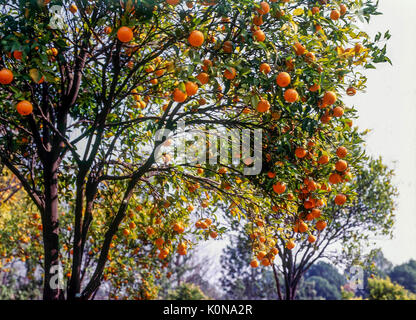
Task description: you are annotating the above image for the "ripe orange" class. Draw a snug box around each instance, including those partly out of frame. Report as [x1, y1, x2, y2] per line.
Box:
[185, 81, 198, 96]
[0, 69, 13, 84]
[335, 194, 347, 205]
[311, 208, 321, 219]
[250, 260, 259, 268]
[117, 26, 133, 43]
[13, 50, 23, 60]
[155, 238, 165, 248]
[16, 100, 33, 116]
[104, 26, 112, 34]
[259, 63, 271, 74]
[253, 29, 266, 42]
[276, 72, 291, 88]
[295, 147, 307, 159]
[284, 89, 298, 103]
[323, 91, 337, 105]
[166, 0, 180, 5]
[173, 88, 187, 103]
[305, 52, 316, 63]
[318, 155, 329, 165]
[293, 42, 306, 55]
[273, 182, 286, 194]
[222, 40, 233, 53]
[311, 7, 320, 14]
[196, 72, 209, 85]
[188, 30, 204, 47]
[267, 171, 276, 179]
[224, 67, 237, 80]
[307, 235, 317, 243]
[298, 221, 308, 233]
[253, 15, 264, 26]
[340, 4, 347, 16]
[316, 220, 327, 231]
[336, 146, 348, 158]
[210, 231, 218, 239]
[329, 173, 342, 184]
[346, 87, 356, 96]
[335, 160, 348, 172]
[286, 240, 295, 250]
[330, 9, 341, 20]
[309, 83, 321, 92]
[257, 99, 270, 113]
[333, 106, 344, 117]
[261, 258, 271, 266]
[257, 1, 270, 15]
[69, 4, 78, 13]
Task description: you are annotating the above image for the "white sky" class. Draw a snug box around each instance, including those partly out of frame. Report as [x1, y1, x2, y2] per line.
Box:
[344, 0, 416, 264]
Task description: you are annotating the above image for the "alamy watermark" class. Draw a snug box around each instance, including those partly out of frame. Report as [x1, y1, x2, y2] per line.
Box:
[154, 120, 263, 175]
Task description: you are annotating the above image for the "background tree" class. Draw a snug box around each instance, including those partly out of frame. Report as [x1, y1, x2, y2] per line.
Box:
[166, 282, 208, 300]
[0, 0, 391, 300]
[365, 277, 415, 300]
[389, 260, 416, 294]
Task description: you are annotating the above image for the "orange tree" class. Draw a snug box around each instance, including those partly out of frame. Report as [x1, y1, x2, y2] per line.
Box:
[0, 0, 390, 300]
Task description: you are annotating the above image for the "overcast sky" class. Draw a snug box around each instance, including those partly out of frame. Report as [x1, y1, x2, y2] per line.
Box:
[344, 0, 416, 264]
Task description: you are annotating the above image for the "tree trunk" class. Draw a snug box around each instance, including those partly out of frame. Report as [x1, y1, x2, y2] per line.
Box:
[42, 160, 63, 300]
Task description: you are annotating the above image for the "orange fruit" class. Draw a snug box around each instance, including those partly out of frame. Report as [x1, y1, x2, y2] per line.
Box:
[117, 26, 133, 42]
[330, 9, 341, 20]
[166, 0, 180, 5]
[323, 91, 337, 105]
[293, 42, 306, 55]
[224, 67, 237, 80]
[316, 220, 327, 231]
[222, 40, 233, 53]
[257, 1, 270, 15]
[196, 72, 209, 85]
[305, 52, 316, 63]
[335, 160, 348, 172]
[318, 155, 329, 165]
[267, 171, 276, 179]
[261, 258, 271, 266]
[336, 146, 348, 158]
[284, 89, 298, 103]
[329, 173, 342, 184]
[309, 83, 321, 92]
[257, 99, 270, 113]
[311, 208, 321, 219]
[273, 182, 286, 194]
[253, 29, 266, 42]
[104, 26, 112, 34]
[250, 260, 259, 268]
[253, 15, 264, 26]
[0, 69, 13, 84]
[173, 88, 187, 103]
[259, 63, 271, 74]
[69, 4, 78, 13]
[298, 221, 308, 233]
[311, 7, 320, 14]
[16, 100, 33, 116]
[276, 72, 291, 88]
[335, 194, 347, 205]
[286, 240, 295, 250]
[295, 147, 307, 159]
[333, 106, 344, 117]
[188, 30, 204, 47]
[13, 50, 23, 60]
[185, 81, 198, 96]
[307, 235, 316, 243]
[210, 231, 218, 239]
[340, 4, 347, 16]
[346, 87, 356, 96]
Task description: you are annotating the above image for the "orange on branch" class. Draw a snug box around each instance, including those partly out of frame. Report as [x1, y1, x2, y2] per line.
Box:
[336, 146, 348, 158]
[335, 160, 348, 172]
[257, 99, 270, 113]
[224, 67, 237, 80]
[284, 89, 298, 103]
[188, 30, 205, 47]
[185, 81, 198, 96]
[0, 69, 13, 84]
[16, 100, 33, 116]
[323, 91, 337, 105]
[276, 72, 291, 88]
[295, 147, 307, 159]
[117, 26, 133, 43]
[259, 63, 271, 74]
[335, 194, 347, 205]
[173, 88, 187, 102]
[273, 182, 286, 194]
